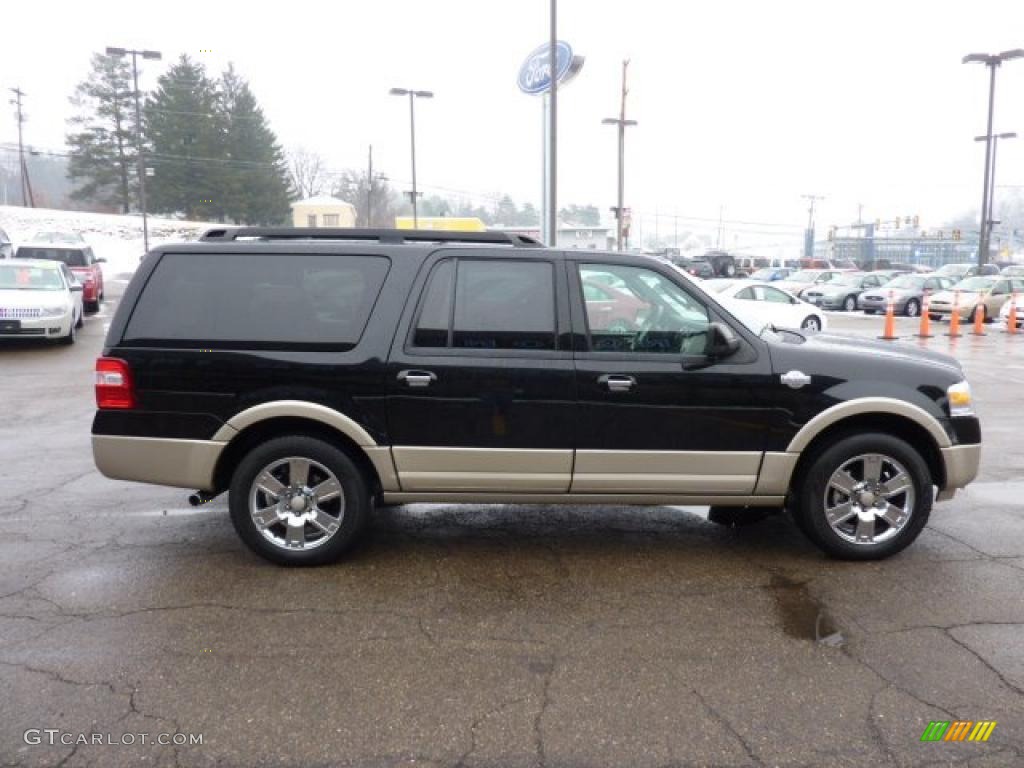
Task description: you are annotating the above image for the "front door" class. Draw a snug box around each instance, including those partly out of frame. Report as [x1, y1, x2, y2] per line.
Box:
[568, 260, 778, 495]
[386, 253, 575, 493]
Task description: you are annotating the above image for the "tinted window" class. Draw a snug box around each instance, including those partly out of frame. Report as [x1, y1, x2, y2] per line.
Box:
[735, 287, 756, 300]
[17, 247, 87, 267]
[762, 286, 792, 303]
[452, 260, 555, 350]
[124, 252, 390, 349]
[413, 259, 454, 348]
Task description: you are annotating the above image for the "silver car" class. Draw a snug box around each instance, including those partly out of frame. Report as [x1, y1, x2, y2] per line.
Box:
[859, 274, 955, 317]
[803, 272, 888, 311]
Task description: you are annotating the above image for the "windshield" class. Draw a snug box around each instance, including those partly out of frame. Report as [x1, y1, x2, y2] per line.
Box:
[826, 274, 863, 287]
[17, 247, 87, 267]
[938, 264, 970, 276]
[886, 276, 924, 289]
[750, 268, 777, 280]
[0, 264, 64, 291]
[787, 270, 819, 282]
[955, 276, 996, 292]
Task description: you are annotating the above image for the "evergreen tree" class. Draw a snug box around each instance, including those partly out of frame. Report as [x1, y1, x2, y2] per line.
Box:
[66, 53, 137, 212]
[219, 65, 291, 224]
[495, 194, 518, 225]
[517, 202, 540, 226]
[145, 55, 224, 220]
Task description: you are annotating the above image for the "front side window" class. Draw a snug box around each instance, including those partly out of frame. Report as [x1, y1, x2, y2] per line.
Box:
[123, 253, 390, 349]
[578, 264, 710, 355]
[762, 286, 793, 304]
[412, 258, 556, 351]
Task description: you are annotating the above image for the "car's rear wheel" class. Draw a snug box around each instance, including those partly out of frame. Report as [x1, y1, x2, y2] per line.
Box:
[904, 298, 920, 317]
[229, 436, 369, 566]
[801, 315, 821, 331]
[843, 295, 857, 311]
[793, 433, 931, 560]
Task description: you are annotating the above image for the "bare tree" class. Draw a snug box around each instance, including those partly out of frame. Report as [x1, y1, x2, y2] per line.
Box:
[332, 168, 405, 227]
[287, 147, 327, 199]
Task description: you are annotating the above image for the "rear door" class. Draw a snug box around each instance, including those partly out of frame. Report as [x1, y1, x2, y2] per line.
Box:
[568, 259, 777, 495]
[385, 251, 575, 493]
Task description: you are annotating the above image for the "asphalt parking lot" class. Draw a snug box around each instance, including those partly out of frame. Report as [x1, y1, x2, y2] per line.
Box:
[2, 283, 1023, 768]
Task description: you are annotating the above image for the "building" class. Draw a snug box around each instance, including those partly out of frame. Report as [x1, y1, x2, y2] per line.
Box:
[291, 196, 357, 228]
[492, 223, 614, 249]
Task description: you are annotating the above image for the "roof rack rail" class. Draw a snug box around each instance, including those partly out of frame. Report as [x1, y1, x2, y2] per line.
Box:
[198, 227, 544, 247]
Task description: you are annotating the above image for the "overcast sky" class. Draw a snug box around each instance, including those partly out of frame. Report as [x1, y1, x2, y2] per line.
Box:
[3, 0, 1024, 251]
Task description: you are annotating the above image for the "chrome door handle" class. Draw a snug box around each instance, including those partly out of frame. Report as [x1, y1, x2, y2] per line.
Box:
[398, 370, 437, 388]
[598, 374, 636, 392]
[780, 370, 811, 389]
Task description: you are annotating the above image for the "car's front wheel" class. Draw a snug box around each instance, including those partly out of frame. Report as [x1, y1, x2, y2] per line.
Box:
[904, 298, 920, 317]
[229, 436, 370, 566]
[843, 295, 857, 311]
[801, 315, 821, 331]
[59, 318, 76, 346]
[793, 433, 931, 560]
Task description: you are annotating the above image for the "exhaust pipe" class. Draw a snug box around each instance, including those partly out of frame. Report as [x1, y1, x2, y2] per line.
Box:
[188, 491, 219, 507]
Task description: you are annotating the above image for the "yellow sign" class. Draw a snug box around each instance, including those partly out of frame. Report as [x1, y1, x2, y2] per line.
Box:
[395, 217, 486, 232]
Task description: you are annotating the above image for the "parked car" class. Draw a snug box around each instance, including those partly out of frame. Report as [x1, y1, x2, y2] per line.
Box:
[748, 267, 792, 282]
[934, 263, 999, 280]
[15, 244, 105, 311]
[670, 256, 715, 279]
[0, 227, 13, 259]
[998, 294, 1022, 329]
[774, 269, 849, 298]
[733, 256, 769, 277]
[857, 260, 918, 274]
[858, 274, 955, 316]
[91, 227, 980, 565]
[582, 278, 648, 332]
[1000, 264, 1024, 277]
[928, 276, 1024, 322]
[803, 272, 888, 311]
[0, 259, 84, 344]
[702, 250, 738, 277]
[703, 279, 827, 331]
[795, 258, 859, 270]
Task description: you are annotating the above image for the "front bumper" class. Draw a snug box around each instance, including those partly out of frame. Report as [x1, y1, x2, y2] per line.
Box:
[0, 314, 72, 339]
[937, 443, 981, 501]
[929, 303, 973, 319]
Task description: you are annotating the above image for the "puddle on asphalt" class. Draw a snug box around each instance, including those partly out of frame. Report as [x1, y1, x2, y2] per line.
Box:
[770, 574, 845, 647]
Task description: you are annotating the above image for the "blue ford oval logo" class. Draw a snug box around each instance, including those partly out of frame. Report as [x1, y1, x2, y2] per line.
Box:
[518, 41, 575, 95]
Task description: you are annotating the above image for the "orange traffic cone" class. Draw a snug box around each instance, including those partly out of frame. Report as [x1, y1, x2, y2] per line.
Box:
[971, 303, 986, 336]
[947, 290, 962, 338]
[917, 290, 933, 338]
[879, 290, 898, 340]
[1008, 293, 1019, 336]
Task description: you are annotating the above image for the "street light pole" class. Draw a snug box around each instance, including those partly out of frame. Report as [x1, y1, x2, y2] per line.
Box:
[106, 46, 161, 253]
[802, 194, 824, 259]
[975, 131, 1017, 248]
[963, 49, 1024, 267]
[602, 60, 637, 251]
[390, 88, 433, 228]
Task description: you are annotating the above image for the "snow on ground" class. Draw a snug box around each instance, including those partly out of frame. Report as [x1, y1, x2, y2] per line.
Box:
[0, 205, 218, 280]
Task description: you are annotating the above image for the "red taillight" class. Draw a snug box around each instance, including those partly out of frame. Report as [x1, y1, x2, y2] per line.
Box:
[95, 357, 136, 409]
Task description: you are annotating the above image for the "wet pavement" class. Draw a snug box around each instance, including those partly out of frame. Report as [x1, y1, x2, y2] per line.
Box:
[1, 288, 1023, 767]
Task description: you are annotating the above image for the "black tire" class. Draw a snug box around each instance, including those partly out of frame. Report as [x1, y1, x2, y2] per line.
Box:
[974, 305, 988, 324]
[59, 318, 76, 346]
[904, 298, 920, 318]
[793, 432, 932, 560]
[864, 309, 876, 315]
[229, 436, 370, 566]
[75, 309, 84, 329]
[843, 295, 857, 311]
[707, 505, 777, 527]
[928, 313, 941, 322]
[85, 300, 100, 313]
[801, 315, 821, 331]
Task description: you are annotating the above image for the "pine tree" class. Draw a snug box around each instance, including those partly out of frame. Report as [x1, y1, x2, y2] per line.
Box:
[219, 65, 292, 225]
[145, 55, 225, 220]
[66, 53, 137, 212]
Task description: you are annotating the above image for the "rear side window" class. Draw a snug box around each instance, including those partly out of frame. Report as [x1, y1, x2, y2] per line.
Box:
[412, 258, 556, 351]
[123, 252, 390, 350]
[17, 247, 87, 267]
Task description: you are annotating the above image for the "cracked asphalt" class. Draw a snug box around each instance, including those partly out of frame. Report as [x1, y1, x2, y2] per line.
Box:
[1, 283, 1023, 767]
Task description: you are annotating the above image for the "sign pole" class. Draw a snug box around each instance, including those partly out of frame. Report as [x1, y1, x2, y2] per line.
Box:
[548, 0, 558, 247]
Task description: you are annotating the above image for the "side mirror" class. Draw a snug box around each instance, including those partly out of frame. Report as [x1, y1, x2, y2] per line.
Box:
[707, 321, 740, 359]
[95, 257, 107, 263]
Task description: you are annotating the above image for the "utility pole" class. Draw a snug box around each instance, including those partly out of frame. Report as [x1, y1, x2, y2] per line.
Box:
[602, 59, 637, 251]
[802, 194, 824, 259]
[548, 0, 558, 247]
[366, 145, 374, 227]
[9, 87, 34, 208]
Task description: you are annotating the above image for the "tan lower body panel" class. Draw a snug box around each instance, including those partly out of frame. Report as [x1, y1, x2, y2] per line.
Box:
[391, 447, 573, 492]
[364, 447, 400, 492]
[571, 450, 762, 494]
[382, 492, 785, 506]
[92, 435, 225, 491]
[754, 452, 800, 495]
[937, 443, 981, 500]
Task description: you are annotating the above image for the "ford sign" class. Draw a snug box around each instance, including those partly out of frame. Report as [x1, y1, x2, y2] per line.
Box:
[517, 41, 581, 95]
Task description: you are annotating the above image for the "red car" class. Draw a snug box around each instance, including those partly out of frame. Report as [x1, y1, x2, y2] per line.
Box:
[16, 244, 106, 311]
[582, 279, 649, 331]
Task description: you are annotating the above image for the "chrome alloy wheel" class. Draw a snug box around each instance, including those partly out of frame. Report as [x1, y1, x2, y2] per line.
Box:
[823, 453, 915, 546]
[248, 457, 345, 551]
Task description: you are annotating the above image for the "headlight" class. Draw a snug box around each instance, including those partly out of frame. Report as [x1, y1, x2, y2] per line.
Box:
[947, 381, 974, 418]
[40, 305, 68, 318]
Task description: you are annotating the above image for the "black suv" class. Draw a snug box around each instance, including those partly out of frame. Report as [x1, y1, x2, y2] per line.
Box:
[92, 228, 981, 565]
